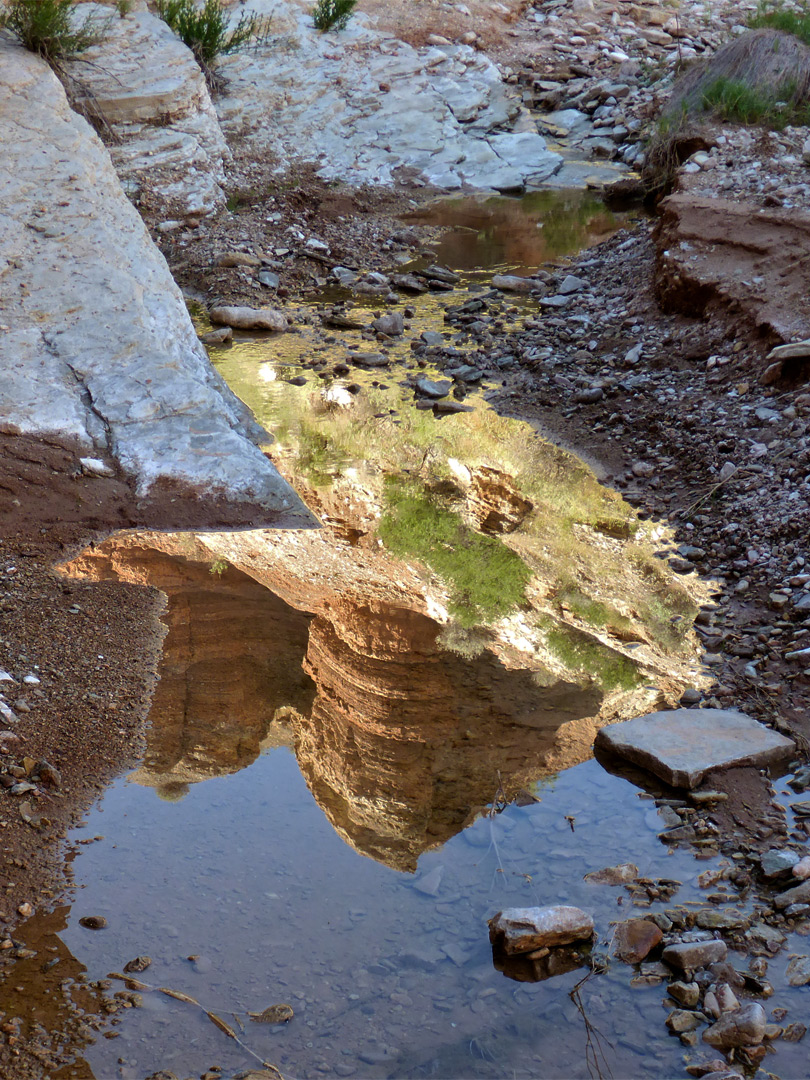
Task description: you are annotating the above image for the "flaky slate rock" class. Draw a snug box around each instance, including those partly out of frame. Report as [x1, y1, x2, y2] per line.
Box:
[595, 709, 794, 789]
[488, 906, 594, 955]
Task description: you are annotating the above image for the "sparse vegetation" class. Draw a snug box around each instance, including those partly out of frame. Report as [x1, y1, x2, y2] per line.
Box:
[155, 0, 272, 84]
[749, 1, 810, 45]
[209, 558, 228, 576]
[543, 624, 641, 693]
[379, 480, 532, 627]
[0, 0, 109, 62]
[311, 0, 357, 32]
[700, 74, 810, 125]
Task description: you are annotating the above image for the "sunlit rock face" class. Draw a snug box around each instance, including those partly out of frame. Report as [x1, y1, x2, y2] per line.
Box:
[65, 533, 626, 871]
[65, 542, 315, 794]
[294, 603, 603, 871]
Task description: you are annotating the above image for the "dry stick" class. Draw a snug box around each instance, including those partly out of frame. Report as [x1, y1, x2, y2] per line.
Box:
[676, 464, 740, 519]
[107, 972, 284, 1076]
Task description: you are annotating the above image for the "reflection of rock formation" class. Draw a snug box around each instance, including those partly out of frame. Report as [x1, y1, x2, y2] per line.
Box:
[66, 533, 608, 870]
[293, 601, 603, 871]
[65, 542, 314, 792]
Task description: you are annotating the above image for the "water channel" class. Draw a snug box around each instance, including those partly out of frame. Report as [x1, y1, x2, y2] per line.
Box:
[6, 192, 810, 1080]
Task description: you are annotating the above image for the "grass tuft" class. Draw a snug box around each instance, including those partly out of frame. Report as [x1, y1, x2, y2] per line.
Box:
[379, 480, 532, 627]
[749, 1, 810, 45]
[543, 625, 641, 693]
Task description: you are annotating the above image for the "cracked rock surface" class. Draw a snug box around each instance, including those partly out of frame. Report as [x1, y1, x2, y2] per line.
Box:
[0, 45, 315, 528]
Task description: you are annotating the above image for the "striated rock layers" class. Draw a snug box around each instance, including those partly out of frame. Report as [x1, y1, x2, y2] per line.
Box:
[0, 45, 314, 529]
[654, 191, 810, 347]
[66, 531, 608, 871]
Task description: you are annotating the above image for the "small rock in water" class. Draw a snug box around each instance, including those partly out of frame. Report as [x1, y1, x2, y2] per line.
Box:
[124, 956, 152, 973]
[662, 940, 727, 973]
[666, 1009, 702, 1033]
[760, 848, 799, 878]
[200, 327, 233, 345]
[613, 918, 663, 963]
[413, 865, 444, 896]
[669, 981, 700, 1008]
[786, 956, 810, 986]
[248, 1003, 294, 1024]
[208, 306, 287, 332]
[488, 906, 594, 955]
[491, 274, 536, 294]
[79, 916, 107, 930]
[584, 862, 638, 885]
[702, 1003, 766, 1049]
[372, 312, 405, 336]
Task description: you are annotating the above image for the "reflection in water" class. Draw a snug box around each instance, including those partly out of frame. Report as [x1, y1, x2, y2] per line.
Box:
[406, 190, 627, 273]
[66, 538, 602, 871]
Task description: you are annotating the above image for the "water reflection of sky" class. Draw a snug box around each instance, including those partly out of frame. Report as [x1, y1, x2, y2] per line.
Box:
[58, 753, 746, 1080]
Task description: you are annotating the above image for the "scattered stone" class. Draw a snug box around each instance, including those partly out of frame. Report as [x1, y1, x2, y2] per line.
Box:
[786, 956, 810, 986]
[415, 378, 452, 399]
[248, 1003, 294, 1024]
[662, 940, 728, 973]
[200, 327, 233, 345]
[669, 981, 700, 1008]
[558, 274, 588, 294]
[216, 252, 261, 268]
[584, 863, 638, 885]
[667, 1009, 702, 1034]
[613, 918, 663, 963]
[208, 306, 287, 331]
[774, 879, 810, 909]
[372, 312, 405, 336]
[702, 1003, 766, 1049]
[491, 274, 536, 294]
[594, 709, 794, 789]
[488, 906, 594, 955]
[760, 848, 799, 878]
[124, 956, 152, 973]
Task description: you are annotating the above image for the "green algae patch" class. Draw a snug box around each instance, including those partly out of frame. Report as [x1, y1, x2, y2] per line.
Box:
[379, 480, 532, 626]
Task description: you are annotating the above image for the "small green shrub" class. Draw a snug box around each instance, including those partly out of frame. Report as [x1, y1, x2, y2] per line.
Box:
[0, 0, 108, 61]
[312, 0, 357, 32]
[155, 0, 272, 66]
[209, 558, 228, 576]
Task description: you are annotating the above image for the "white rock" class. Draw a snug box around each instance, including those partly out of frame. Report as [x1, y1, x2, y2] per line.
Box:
[0, 46, 314, 527]
[488, 906, 594, 954]
[80, 457, 114, 477]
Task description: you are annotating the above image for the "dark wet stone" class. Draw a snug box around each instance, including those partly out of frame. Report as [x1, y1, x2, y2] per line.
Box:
[79, 916, 107, 930]
[123, 955, 152, 973]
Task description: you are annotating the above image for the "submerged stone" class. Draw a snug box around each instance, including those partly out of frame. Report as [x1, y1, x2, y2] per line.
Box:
[594, 709, 794, 789]
[488, 906, 594, 955]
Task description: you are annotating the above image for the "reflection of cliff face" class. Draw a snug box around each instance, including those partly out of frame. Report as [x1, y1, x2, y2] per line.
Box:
[294, 602, 602, 871]
[65, 535, 603, 870]
[65, 543, 314, 793]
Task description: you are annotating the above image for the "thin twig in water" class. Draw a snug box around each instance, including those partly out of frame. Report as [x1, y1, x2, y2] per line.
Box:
[107, 971, 284, 1075]
[569, 968, 614, 1080]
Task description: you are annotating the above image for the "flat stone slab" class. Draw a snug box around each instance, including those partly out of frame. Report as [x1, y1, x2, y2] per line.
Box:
[488, 906, 594, 954]
[595, 709, 794, 789]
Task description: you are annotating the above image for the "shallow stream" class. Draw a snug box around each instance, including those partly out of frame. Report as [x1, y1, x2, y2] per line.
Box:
[7, 192, 810, 1080]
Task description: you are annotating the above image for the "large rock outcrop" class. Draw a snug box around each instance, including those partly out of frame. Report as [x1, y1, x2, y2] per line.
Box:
[216, 0, 561, 190]
[65, 3, 229, 217]
[0, 45, 314, 529]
